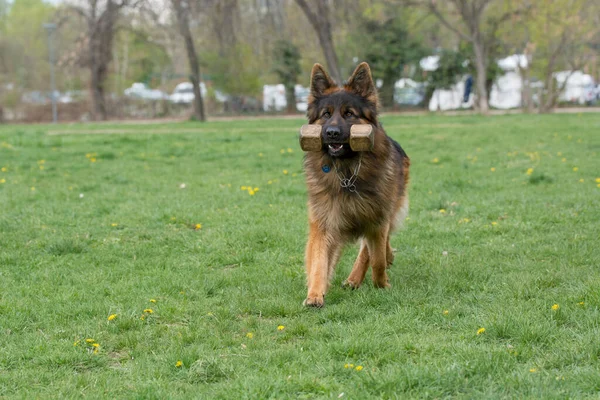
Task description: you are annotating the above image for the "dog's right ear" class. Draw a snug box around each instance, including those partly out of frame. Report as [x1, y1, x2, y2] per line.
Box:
[310, 64, 335, 98]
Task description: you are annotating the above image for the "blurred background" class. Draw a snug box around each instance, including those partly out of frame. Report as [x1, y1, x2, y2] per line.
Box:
[0, 0, 598, 123]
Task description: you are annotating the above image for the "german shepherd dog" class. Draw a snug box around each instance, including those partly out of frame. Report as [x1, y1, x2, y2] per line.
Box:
[302, 62, 410, 307]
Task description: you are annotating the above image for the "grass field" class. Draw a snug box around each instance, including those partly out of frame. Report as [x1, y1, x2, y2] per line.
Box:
[1, 113, 600, 398]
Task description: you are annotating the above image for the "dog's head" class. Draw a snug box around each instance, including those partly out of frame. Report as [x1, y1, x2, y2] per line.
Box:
[307, 62, 379, 158]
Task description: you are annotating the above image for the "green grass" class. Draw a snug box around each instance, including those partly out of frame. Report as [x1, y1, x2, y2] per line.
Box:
[1, 113, 599, 398]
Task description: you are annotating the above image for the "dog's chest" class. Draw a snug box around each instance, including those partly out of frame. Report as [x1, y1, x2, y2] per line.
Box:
[308, 172, 386, 235]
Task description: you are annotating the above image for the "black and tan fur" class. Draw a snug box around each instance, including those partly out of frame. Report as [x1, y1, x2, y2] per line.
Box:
[302, 62, 410, 307]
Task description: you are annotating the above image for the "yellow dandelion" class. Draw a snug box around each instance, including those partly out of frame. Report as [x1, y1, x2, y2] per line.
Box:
[477, 327, 486, 335]
[529, 368, 537, 373]
[280, 149, 285, 154]
[246, 332, 254, 339]
[241, 186, 247, 190]
[277, 325, 285, 331]
[144, 309, 154, 314]
[491, 221, 498, 226]
[0, 178, 5, 184]
[253, 187, 259, 191]
[443, 310, 449, 315]
[344, 363, 350, 369]
[38, 159, 45, 164]
[92, 343, 100, 348]
[85, 338, 95, 343]
[578, 301, 585, 306]
[573, 167, 579, 172]
[90, 158, 97, 163]
[73, 341, 80, 346]
[248, 189, 255, 196]
[562, 158, 567, 162]
[140, 316, 145, 320]
[175, 360, 183, 367]
[39, 165, 45, 170]
[111, 223, 118, 227]
[195, 223, 202, 230]
[150, 299, 157, 303]
[258, 153, 264, 157]
[557, 152, 562, 156]
[283, 170, 288, 175]
[1, 167, 7, 172]
[355, 366, 363, 371]
[439, 209, 446, 214]
[30, 187, 35, 191]
[526, 168, 534, 175]
[108, 314, 117, 321]
[551, 304, 559, 311]
[287, 148, 293, 153]
[595, 178, 600, 183]
[490, 167, 496, 172]
[579, 179, 584, 183]
[432, 158, 439, 163]
[268, 180, 273, 185]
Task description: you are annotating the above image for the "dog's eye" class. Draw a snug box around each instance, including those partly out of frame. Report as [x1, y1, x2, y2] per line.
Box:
[344, 111, 354, 118]
[322, 112, 331, 119]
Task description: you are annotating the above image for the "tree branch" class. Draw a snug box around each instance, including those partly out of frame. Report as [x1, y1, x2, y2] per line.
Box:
[428, 0, 471, 41]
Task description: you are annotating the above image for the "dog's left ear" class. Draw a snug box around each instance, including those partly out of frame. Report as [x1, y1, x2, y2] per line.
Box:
[345, 62, 377, 99]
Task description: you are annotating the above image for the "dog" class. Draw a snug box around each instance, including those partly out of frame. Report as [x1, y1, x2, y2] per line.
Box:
[302, 62, 410, 307]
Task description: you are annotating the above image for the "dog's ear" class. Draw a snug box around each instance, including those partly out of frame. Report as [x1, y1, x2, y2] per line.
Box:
[310, 64, 335, 98]
[345, 62, 377, 99]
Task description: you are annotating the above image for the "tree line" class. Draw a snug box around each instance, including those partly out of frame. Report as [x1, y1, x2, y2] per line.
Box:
[0, 0, 598, 121]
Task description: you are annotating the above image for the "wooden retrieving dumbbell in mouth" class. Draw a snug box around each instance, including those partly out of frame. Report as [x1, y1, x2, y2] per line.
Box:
[299, 124, 374, 152]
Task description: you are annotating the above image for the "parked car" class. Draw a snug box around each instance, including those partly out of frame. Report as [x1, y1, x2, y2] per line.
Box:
[124, 83, 167, 100]
[169, 82, 228, 104]
[262, 84, 309, 112]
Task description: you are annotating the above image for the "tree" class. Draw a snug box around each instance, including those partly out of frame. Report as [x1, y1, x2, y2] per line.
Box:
[294, 0, 342, 84]
[69, 0, 132, 120]
[360, 17, 424, 108]
[272, 39, 302, 114]
[172, 0, 205, 121]
[423, 0, 495, 114]
[524, 0, 598, 112]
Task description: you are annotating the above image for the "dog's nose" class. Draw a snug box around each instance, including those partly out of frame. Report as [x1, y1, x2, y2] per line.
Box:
[325, 126, 340, 140]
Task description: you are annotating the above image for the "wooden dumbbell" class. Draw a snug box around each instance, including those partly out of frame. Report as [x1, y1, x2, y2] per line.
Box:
[299, 124, 374, 152]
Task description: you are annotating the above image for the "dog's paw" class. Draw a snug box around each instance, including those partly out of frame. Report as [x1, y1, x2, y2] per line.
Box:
[373, 279, 391, 289]
[342, 280, 361, 290]
[303, 295, 324, 308]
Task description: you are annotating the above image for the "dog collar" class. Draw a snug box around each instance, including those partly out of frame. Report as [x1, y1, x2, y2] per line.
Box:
[322, 165, 331, 173]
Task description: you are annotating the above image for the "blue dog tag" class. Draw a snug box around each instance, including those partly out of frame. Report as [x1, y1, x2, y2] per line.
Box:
[322, 165, 331, 173]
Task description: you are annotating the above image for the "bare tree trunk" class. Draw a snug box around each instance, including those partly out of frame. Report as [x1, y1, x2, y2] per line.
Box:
[173, 0, 205, 121]
[90, 63, 108, 120]
[472, 39, 489, 113]
[285, 84, 296, 114]
[294, 0, 342, 84]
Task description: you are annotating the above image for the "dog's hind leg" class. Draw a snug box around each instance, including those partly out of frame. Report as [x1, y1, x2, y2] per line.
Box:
[386, 230, 395, 268]
[342, 239, 370, 289]
[328, 245, 343, 283]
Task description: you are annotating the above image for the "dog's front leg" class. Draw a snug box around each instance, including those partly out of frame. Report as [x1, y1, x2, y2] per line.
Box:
[304, 221, 335, 307]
